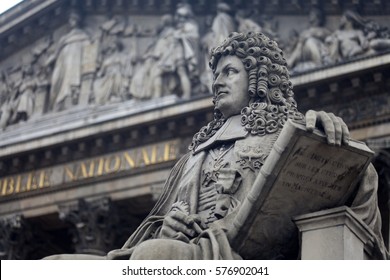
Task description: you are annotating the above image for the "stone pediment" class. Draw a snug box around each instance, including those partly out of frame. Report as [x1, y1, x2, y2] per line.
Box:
[0, 0, 389, 136]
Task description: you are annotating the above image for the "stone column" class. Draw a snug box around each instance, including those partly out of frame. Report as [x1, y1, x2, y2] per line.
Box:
[59, 197, 118, 256]
[0, 214, 30, 260]
[293, 206, 376, 260]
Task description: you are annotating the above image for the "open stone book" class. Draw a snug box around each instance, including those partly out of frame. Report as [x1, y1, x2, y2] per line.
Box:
[227, 119, 374, 259]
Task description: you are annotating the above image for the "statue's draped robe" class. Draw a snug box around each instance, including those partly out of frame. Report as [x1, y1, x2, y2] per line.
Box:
[49, 28, 90, 109]
[107, 116, 388, 260]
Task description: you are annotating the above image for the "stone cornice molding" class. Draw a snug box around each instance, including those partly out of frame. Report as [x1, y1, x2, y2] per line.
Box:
[0, 0, 58, 35]
[291, 52, 390, 87]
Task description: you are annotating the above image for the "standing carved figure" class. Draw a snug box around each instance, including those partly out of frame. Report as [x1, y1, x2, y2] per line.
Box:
[131, 14, 176, 99]
[93, 38, 127, 105]
[43, 31, 388, 260]
[11, 65, 37, 124]
[0, 72, 10, 129]
[31, 37, 53, 115]
[0, 68, 22, 129]
[200, 3, 236, 94]
[235, 10, 262, 34]
[46, 12, 90, 111]
[132, 4, 199, 99]
[171, 3, 200, 99]
[211, 3, 237, 47]
[287, 8, 331, 72]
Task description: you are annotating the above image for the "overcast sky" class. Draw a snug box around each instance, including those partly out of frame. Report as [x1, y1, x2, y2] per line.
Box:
[0, 0, 24, 15]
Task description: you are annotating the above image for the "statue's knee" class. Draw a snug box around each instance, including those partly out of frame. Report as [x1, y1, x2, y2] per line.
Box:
[131, 239, 194, 260]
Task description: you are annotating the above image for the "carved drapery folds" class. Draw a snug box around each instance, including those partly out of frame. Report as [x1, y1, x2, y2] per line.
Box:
[59, 197, 118, 256]
[131, 3, 200, 100]
[1, 4, 390, 129]
[372, 149, 390, 251]
[46, 11, 91, 112]
[287, 9, 390, 73]
[286, 8, 331, 73]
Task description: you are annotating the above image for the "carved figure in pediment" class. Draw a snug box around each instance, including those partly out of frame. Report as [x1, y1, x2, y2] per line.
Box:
[170, 3, 200, 99]
[211, 3, 237, 47]
[235, 10, 262, 34]
[10, 64, 37, 124]
[0, 72, 10, 129]
[98, 15, 127, 54]
[46, 11, 91, 112]
[30, 37, 53, 115]
[326, 10, 390, 63]
[200, 3, 236, 94]
[327, 10, 390, 62]
[0, 72, 9, 110]
[286, 8, 331, 72]
[362, 19, 390, 54]
[325, 10, 369, 63]
[130, 14, 176, 99]
[93, 38, 127, 105]
[131, 4, 199, 100]
[0, 67, 23, 129]
[93, 16, 136, 104]
[200, 16, 215, 94]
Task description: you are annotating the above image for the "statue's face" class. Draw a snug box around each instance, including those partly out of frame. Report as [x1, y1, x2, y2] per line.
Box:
[213, 55, 250, 119]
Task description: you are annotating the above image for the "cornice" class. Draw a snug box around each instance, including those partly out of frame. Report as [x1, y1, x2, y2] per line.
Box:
[0, 0, 61, 35]
[291, 52, 390, 88]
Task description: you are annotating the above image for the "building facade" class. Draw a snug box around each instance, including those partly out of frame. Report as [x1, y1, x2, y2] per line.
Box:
[0, 0, 389, 259]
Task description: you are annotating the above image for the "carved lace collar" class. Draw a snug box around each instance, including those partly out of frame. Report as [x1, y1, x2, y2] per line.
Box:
[193, 115, 248, 154]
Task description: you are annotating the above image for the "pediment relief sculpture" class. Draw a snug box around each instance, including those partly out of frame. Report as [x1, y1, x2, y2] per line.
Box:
[0, 6, 390, 130]
[326, 10, 390, 63]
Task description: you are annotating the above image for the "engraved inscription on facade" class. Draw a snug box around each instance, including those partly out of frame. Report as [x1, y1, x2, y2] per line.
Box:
[0, 140, 179, 198]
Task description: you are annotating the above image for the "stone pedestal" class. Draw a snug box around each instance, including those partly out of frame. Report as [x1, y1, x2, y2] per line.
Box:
[293, 206, 376, 260]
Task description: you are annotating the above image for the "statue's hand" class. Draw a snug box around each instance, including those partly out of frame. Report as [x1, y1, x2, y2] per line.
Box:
[160, 210, 198, 243]
[305, 110, 350, 146]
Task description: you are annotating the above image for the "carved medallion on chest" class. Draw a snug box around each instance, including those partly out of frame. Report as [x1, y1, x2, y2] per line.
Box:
[235, 132, 280, 172]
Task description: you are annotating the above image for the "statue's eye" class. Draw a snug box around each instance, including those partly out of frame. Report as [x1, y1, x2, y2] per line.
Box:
[226, 68, 236, 76]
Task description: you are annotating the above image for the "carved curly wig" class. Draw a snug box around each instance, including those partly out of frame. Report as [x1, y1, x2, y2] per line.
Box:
[189, 31, 304, 152]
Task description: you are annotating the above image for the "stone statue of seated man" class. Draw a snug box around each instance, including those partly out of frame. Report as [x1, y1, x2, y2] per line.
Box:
[44, 32, 388, 260]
